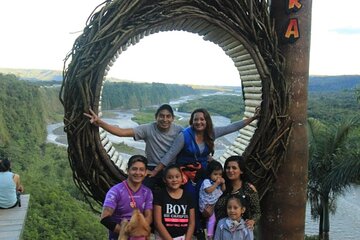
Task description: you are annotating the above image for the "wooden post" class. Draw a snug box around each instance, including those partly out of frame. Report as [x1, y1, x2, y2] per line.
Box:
[260, 1, 312, 239]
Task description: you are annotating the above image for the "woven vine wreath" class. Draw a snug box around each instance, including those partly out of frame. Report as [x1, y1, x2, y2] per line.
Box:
[60, 0, 292, 210]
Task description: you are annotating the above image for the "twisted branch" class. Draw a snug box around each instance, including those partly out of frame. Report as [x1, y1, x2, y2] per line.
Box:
[60, 0, 291, 210]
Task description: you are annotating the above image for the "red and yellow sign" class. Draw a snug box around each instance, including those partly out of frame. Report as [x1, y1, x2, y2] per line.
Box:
[284, 0, 302, 43]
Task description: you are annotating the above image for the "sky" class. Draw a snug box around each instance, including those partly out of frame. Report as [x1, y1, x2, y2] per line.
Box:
[0, 0, 359, 86]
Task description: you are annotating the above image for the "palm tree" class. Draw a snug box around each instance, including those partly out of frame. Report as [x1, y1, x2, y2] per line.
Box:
[307, 117, 360, 240]
[325, 148, 360, 192]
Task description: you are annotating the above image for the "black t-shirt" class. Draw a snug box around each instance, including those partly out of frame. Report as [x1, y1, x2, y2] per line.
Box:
[153, 188, 195, 238]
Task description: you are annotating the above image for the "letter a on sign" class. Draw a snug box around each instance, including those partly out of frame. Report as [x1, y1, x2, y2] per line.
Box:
[284, 18, 300, 43]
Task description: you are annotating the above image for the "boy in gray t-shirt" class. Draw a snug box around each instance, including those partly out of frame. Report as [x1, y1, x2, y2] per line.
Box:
[134, 122, 182, 167]
[84, 104, 182, 190]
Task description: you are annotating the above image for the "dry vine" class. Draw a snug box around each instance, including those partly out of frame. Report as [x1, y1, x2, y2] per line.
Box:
[59, 0, 292, 210]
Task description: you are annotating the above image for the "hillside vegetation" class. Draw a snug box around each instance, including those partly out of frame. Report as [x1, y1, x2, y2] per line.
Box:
[102, 81, 196, 109]
[309, 75, 360, 92]
[178, 94, 244, 121]
[0, 73, 107, 239]
[0, 74, 46, 155]
[308, 90, 360, 123]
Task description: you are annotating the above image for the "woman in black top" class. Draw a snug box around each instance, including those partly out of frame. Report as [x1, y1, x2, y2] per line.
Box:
[214, 155, 261, 229]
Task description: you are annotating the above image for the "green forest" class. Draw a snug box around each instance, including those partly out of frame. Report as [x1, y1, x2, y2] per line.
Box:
[101, 82, 196, 110]
[0, 72, 360, 239]
[0, 74, 108, 239]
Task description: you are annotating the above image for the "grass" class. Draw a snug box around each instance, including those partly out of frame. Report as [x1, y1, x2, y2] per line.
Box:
[113, 142, 145, 155]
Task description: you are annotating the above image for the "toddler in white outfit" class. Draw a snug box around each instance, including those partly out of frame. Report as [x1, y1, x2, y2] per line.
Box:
[199, 160, 226, 240]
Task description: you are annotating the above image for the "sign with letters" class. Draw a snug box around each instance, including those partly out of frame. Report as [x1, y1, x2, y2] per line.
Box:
[284, 0, 302, 43]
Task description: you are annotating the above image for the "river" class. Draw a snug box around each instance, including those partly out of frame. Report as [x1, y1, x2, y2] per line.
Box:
[305, 184, 360, 239]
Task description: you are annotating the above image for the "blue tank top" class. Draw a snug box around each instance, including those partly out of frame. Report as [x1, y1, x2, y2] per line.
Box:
[176, 127, 210, 168]
[0, 171, 17, 208]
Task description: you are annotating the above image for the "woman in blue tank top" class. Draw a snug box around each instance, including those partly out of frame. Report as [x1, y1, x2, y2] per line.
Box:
[0, 157, 24, 209]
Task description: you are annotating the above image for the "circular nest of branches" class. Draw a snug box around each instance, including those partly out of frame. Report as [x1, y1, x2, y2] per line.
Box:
[60, 0, 292, 210]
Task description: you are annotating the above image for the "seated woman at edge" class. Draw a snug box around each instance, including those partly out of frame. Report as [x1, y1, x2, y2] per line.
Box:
[149, 107, 260, 237]
[214, 155, 261, 230]
[100, 155, 153, 240]
[0, 157, 24, 209]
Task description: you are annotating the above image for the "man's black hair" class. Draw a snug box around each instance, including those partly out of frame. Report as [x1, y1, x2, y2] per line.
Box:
[127, 155, 148, 169]
[155, 104, 174, 117]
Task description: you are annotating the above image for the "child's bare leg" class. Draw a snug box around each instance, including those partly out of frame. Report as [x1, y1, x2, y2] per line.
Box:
[206, 213, 216, 239]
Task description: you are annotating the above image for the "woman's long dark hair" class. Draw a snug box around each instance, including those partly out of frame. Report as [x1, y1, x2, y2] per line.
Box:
[0, 157, 11, 172]
[223, 155, 249, 193]
[189, 108, 214, 155]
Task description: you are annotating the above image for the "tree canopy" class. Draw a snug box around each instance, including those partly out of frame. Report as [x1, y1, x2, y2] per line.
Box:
[307, 117, 360, 240]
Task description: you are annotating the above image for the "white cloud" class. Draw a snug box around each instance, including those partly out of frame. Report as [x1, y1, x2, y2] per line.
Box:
[310, 0, 360, 75]
[108, 32, 240, 86]
[0, 0, 98, 70]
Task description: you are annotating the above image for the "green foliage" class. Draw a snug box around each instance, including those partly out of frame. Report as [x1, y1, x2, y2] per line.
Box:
[113, 142, 145, 155]
[307, 117, 360, 239]
[23, 185, 106, 240]
[0, 74, 47, 166]
[309, 75, 360, 92]
[308, 91, 360, 124]
[101, 82, 197, 110]
[131, 109, 156, 124]
[356, 87, 360, 103]
[0, 73, 107, 239]
[38, 86, 64, 123]
[22, 145, 106, 240]
[178, 94, 244, 121]
[131, 108, 187, 126]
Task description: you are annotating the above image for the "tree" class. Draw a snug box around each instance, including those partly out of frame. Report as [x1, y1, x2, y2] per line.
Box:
[325, 148, 360, 193]
[307, 117, 360, 240]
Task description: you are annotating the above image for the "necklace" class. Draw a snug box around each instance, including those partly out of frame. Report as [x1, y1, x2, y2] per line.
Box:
[231, 181, 243, 193]
[232, 186, 247, 200]
[124, 181, 136, 208]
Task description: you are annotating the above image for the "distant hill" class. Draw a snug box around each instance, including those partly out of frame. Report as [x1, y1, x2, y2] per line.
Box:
[309, 75, 360, 92]
[0, 68, 62, 81]
[1, 68, 359, 92]
[0, 68, 152, 85]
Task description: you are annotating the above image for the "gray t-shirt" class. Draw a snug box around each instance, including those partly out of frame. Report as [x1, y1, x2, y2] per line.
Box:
[133, 122, 183, 166]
